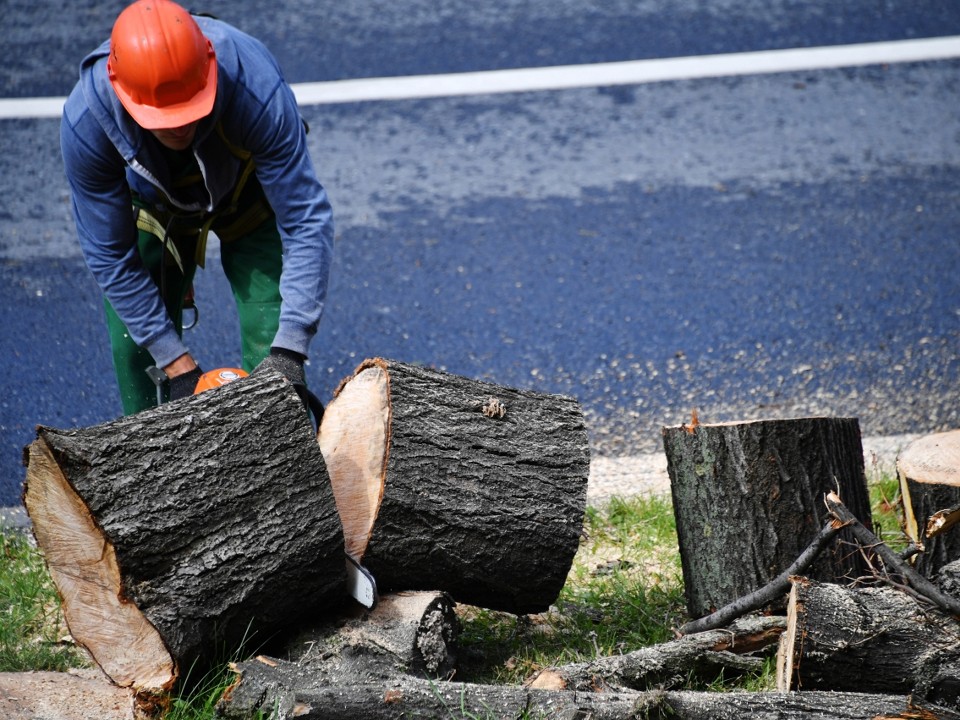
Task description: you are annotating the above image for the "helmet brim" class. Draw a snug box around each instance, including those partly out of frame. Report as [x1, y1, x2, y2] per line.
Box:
[112, 54, 217, 131]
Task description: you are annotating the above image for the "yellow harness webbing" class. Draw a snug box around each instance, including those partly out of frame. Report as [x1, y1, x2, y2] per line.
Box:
[135, 121, 265, 269]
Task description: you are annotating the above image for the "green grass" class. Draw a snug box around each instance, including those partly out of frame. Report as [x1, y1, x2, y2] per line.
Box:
[1, 474, 908, 717]
[869, 472, 907, 551]
[164, 663, 261, 720]
[458, 493, 687, 685]
[0, 533, 87, 672]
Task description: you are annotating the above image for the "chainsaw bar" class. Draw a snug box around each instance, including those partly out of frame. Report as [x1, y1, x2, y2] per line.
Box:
[345, 555, 378, 609]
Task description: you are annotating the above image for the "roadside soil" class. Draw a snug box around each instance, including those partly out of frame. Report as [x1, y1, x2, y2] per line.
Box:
[0, 668, 133, 720]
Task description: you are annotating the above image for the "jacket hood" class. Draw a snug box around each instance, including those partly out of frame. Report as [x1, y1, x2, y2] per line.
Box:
[77, 16, 240, 163]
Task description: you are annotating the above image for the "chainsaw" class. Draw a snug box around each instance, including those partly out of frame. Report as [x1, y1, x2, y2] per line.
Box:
[148, 364, 379, 609]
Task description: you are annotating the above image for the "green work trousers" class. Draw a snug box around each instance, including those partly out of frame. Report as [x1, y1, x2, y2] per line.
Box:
[104, 217, 284, 415]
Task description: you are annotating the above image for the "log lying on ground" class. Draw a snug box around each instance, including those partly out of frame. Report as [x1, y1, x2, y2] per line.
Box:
[285, 590, 459, 680]
[663, 417, 873, 619]
[220, 590, 459, 717]
[526, 614, 785, 692]
[22, 371, 346, 701]
[776, 578, 960, 708]
[898, 429, 960, 578]
[318, 358, 590, 614]
[221, 667, 920, 720]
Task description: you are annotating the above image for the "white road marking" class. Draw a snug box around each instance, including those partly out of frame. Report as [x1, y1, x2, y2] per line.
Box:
[2, 36, 958, 119]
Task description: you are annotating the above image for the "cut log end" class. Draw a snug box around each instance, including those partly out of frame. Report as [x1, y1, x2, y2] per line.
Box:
[319, 364, 390, 560]
[23, 438, 174, 691]
[897, 429, 960, 488]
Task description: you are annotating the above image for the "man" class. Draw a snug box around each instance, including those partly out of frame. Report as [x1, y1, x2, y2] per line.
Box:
[60, 0, 334, 413]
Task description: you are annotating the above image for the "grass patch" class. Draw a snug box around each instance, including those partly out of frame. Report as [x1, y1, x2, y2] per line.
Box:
[457, 492, 687, 685]
[869, 472, 908, 551]
[164, 663, 258, 720]
[0, 532, 88, 672]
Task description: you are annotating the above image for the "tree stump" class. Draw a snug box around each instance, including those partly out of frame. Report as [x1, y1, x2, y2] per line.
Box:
[318, 358, 590, 615]
[898, 429, 960, 578]
[662, 417, 872, 619]
[776, 578, 960, 708]
[22, 371, 346, 700]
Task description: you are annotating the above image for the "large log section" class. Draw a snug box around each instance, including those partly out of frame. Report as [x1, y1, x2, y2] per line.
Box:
[898, 429, 960, 578]
[319, 358, 590, 614]
[663, 417, 872, 618]
[22, 371, 346, 700]
[777, 578, 960, 708]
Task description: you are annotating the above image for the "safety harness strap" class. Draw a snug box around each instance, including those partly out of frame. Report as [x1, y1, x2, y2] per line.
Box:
[134, 121, 270, 268]
[134, 206, 188, 273]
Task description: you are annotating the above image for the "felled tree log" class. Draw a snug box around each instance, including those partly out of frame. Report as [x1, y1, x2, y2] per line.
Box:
[526, 615, 784, 692]
[220, 667, 918, 720]
[318, 358, 590, 614]
[648, 691, 939, 720]
[220, 590, 459, 717]
[776, 578, 960, 708]
[663, 417, 873, 618]
[22, 371, 346, 701]
[898, 429, 960, 578]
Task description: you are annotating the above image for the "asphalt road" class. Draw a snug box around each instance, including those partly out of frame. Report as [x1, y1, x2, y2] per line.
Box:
[2, 1, 959, 507]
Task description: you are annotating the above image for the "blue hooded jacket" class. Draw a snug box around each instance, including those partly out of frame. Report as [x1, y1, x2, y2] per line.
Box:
[60, 15, 334, 369]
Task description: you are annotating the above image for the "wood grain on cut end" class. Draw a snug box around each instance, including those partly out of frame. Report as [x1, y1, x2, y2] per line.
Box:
[319, 365, 390, 560]
[897, 429, 960, 488]
[23, 438, 173, 691]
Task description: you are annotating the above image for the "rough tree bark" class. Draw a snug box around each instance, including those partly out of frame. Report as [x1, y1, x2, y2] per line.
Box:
[662, 417, 872, 618]
[219, 590, 460, 718]
[220, 669, 920, 720]
[898, 429, 960, 578]
[318, 358, 590, 614]
[776, 578, 960, 708]
[22, 371, 346, 701]
[526, 615, 784, 692]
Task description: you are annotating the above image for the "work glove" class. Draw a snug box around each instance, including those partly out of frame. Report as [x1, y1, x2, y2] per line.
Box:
[168, 366, 204, 402]
[254, 347, 308, 404]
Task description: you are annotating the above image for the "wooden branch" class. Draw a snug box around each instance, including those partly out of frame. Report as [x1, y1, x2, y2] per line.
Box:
[825, 491, 960, 617]
[928, 502, 960, 540]
[218, 664, 922, 720]
[527, 615, 785, 692]
[681, 491, 960, 637]
[679, 521, 841, 635]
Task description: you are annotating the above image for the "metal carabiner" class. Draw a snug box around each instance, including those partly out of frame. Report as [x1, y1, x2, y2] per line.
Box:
[182, 302, 199, 330]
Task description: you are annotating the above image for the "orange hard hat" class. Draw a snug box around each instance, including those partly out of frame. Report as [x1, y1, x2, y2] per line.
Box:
[193, 367, 248, 394]
[107, 0, 217, 130]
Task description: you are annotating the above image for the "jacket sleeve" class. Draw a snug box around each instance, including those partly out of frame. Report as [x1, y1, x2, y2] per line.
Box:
[239, 76, 335, 358]
[60, 93, 189, 368]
